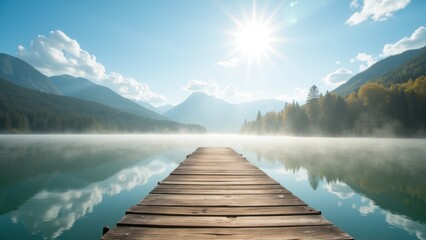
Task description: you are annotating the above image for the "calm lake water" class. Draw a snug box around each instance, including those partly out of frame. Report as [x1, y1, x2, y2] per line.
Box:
[0, 135, 425, 240]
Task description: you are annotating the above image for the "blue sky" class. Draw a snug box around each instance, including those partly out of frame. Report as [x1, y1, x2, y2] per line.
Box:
[1, 0, 425, 106]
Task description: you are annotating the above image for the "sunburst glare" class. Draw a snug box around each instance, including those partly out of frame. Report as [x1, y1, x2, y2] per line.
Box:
[227, 2, 283, 68]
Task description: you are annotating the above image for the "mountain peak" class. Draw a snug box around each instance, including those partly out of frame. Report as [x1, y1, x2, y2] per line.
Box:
[49, 75, 167, 121]
[0, 53, 62, 95]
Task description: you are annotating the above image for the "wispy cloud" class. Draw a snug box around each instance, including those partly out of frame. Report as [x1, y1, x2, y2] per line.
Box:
[182, 80, 220, 96]
[216, 57, 239, 67]
[381, 26, 426, 57]
[322, 68, 353, 86]
[17, 30, 166, 105]
[350, 26, 425, 72]
[351, 53, 377, 71]
[350, 0, 360, 8]
[182, 79, 252, 103]
[346, 0, 410, 26]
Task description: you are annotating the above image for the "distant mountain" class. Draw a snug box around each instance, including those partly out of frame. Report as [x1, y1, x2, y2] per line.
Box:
[133, 100, 159, 113]
[164, 92, 285, 132]
[134, 101, 174, 115]
[0, 53, 61, 94]
[50, 75, 166, 120]
[0, 77, 205, 133]
[333, 46, 426, 96]
[156, 104, 174, 114]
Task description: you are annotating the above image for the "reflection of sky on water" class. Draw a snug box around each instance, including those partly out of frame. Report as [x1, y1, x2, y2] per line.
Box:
[321, 181, 426, 240]
[246, 137, 426, 240]
[9, 160, 173, 239]
[386, 212, 426, 240]
[0, 135, 425, 240]
[324, 181, 355, 200]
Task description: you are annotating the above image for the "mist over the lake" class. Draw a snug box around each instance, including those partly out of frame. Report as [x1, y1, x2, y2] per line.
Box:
[1, 134, 425, 239]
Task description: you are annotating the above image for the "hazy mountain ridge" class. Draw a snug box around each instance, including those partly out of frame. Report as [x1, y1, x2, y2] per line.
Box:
[156, 104, 174, 114]
[165, 92, 285, 132]
[0, 53, 61, 95]
[333, 46, 426, 96]
[0, 77, 205, 133]
[50, 75, 166, 120]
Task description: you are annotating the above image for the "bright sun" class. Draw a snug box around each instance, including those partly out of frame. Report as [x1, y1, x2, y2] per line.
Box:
[235, 19, 274, 58]
[226, 3, 281, 66]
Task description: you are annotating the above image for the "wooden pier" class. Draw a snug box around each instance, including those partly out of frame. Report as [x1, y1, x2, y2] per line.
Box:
[101, 147, 352, 240]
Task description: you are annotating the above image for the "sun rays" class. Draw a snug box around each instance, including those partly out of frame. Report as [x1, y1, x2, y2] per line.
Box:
[226, 1, 284, 70]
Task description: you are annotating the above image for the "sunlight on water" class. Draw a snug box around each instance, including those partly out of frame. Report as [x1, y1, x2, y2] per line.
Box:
[0, 134, 425, 239]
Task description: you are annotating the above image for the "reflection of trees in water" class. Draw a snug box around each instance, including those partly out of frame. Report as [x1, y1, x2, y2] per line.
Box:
[243, 138, 426, 224]
[308, 170, 321, 190]
[0, 136, 177, 215]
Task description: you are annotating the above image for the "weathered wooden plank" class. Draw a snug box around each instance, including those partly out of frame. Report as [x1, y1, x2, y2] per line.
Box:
[166, 175, 268, 179]
[118, 214, 331, 228]
[153, 184, 285, 190]
[151, 188, 290, 195]
[172, 168, 261, 173]
[139, 194, 305, 207]
[178, 165, 257, 169]
[160, 180, 278, 185]
[102, 226, 353, 240]
[126, 205, 318, 216]
[165, 175, 273, 182]
[100, 147, 352, 240]
[171, 171, 266, 176]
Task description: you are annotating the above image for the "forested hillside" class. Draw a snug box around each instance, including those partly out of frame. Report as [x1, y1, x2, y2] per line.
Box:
[241, 77, 426, 136]
[333, 46, 426, 96]
[0, 77, 205, 133]
[374, 49, 426, 86]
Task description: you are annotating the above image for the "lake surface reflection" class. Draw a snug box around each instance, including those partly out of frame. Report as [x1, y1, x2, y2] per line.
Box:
[0, 135, 425, 240]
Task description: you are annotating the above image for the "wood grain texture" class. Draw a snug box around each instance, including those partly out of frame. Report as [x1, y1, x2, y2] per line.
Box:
[101, 147, 353, 240]
[126, 205, 319, 216]
[101, 226, 352, 240]
[118, 214, 332, 228]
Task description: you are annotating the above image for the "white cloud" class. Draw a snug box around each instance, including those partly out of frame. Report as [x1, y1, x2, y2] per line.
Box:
[216, 57, 239, 67]
[290, 1, 298, 7]
[381, 26, 426, 57]
[10, 160, 169, 239]
[346, 0, 410, 26]
[349, 26, 426, 74]
[351, 52, 377, 71]
[350, 0, 360, 8]
[221, 83, 253, 103]
[336, 60, 341, 65]
[16, 30, 166, 105]
[324, 181, 355, 199]
[275, 87, 309, 103]
[358, 197, 378, 215]
[322, 68, 353, 87]
[182, 80, 253, 103]
[294, 168, 308, 182]
[17, 30, 105, 80]
[104, 73, 166, 105]
[385, 211, 426, 239]
[182, 79, 220, 96]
